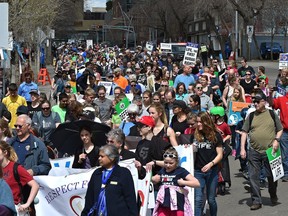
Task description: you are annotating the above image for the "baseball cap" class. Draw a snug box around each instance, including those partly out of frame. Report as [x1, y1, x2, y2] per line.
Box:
[16, 105, 29, 115]
[253, 92, 267, 101]
[29, 89, 39, 95]
[173, 100, 187, 109]
[136, 116, 155, 128]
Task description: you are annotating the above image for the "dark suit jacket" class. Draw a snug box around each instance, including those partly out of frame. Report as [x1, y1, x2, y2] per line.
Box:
[81, 164, 137, 216]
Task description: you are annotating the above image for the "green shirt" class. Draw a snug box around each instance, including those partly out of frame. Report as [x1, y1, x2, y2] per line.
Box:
[51, 105, 67, 123]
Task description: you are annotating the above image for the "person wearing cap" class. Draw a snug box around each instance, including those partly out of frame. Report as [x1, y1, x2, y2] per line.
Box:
[18, 72, 38, 105]
[27, 90, 41, 119]
[2, 83, 27, 128]
[240, 91, 283, 210]
[135, 116, 171, 179]
[171, 100, 190, 134]
[16, 105, 29, 116]
[113, 67, 128, 90]
[64, 82, 72, 95]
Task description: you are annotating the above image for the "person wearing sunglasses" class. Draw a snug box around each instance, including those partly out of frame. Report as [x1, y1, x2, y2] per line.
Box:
[32, 100, 61, 147]
[193, 111, 223, 216]
[152, 147, 200, 216]
[124, 75, 142, 95]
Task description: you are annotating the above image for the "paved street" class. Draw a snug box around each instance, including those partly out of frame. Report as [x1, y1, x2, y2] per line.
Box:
[35, 60, 287, 216]
[216, 156, 288, 216]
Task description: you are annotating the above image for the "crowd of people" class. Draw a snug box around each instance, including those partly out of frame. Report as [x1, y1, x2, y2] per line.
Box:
[0, 42, 287, 216]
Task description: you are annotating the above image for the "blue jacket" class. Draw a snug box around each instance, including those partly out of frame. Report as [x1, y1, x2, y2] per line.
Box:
[8, 135, 51, 175]
[81, 165, 137, 216]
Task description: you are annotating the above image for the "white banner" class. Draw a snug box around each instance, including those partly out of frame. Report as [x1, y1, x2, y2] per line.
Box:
[34, 159, 152, 216]
[175, 145, 195, 215]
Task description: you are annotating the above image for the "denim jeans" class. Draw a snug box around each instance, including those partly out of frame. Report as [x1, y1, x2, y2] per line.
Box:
[194, 167, 218, 216]
[247, 148, 277, 204]
[280, 130, 288, 177]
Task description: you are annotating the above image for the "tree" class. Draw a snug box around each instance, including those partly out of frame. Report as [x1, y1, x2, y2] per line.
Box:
[228, 0, 266, 59]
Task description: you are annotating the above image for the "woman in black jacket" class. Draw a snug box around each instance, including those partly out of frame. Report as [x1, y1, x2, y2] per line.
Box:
[81, 145, 137, 216]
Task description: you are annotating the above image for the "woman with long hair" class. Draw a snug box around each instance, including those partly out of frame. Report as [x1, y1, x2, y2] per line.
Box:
[148, 104, 178, 146]
[0, 141, 39, 216]
[193, 112, 223, 216]
[72, 127, 99, 169]
[189, 94, 204, 114]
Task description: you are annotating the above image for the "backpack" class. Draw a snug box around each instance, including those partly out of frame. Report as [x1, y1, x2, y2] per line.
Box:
[248, 109, 276, 130]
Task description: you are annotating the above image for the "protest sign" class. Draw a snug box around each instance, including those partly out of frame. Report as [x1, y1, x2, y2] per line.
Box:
[227, 101, 250, 125]
[279, 53, 288, 69]
[115, 97, 130, 120]
[146, 42, 153, 55]
[50, 156, 74, 169]
[183, 42, 198, 65]
[266, 147, 284, 182]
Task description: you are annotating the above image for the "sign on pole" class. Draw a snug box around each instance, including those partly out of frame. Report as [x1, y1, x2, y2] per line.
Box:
[115, 97, 130, 120]
[0, 3, 9, 49]
[247, 25, 253, 44]
[279, 53, 288, 69]
[183, 42, 198, 66]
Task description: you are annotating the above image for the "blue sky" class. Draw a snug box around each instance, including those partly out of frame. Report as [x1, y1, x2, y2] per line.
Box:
[85, 0, 106, 10]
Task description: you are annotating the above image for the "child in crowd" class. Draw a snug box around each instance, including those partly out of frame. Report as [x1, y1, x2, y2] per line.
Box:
[152, 147, 200, 216]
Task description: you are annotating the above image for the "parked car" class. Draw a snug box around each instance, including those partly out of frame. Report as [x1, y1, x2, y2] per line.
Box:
[260, 42, 283, 59]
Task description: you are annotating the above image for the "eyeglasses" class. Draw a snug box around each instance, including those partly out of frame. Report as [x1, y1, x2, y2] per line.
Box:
[245, 73, 251, 76]
[106, 139, 114, 144]
[161, 85, 168, 87]
[131, 84, 136, 87]
[163, 153, 177, 159]
[196, 87, 203, 90]
[14, 124, 26, 129]
[42, 107, 50, 110]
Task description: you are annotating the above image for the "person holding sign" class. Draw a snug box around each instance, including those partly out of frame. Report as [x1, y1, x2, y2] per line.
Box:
[240, 92, 283, 210]
[152, 147, 200, 216]
[82, 145, 137, 216]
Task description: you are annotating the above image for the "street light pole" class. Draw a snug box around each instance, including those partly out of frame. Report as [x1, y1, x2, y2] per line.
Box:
[235, 0, 238, 60]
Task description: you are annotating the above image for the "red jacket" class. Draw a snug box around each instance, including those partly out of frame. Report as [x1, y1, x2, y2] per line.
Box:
[273, 93, 288, 130]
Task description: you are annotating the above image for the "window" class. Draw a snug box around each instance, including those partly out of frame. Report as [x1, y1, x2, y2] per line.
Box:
[195, 23, 199, 32]
[202, 22, 206, 31]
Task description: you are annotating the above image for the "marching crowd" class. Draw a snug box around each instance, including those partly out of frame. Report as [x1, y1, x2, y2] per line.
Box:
[0, 42, 287, 216]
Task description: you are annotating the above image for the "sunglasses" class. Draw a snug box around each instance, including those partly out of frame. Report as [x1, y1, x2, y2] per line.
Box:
[246, 73, 251, 76]
[128, 113, 137, 116]
[42, 107, 50, 110]
[196, 87, 203, 90]
[131, 84, 136, 87]
[14, 124, 25, 129]
[161, 85, 168, 87]
[163, 153, 177, 159]
[106, 139, 114, 144]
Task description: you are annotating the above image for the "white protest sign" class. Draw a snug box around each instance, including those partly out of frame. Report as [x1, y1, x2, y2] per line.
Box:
[98, 81, 113, 96]
[174, 145, 195, 215]
[160, 43, 172, 53]
[86, 39, 93, 49]
[266, 147, 284, 182]
[279, 53, 288, 69]
[183, 42, 198, 66]
[146, 42, 153, 55]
